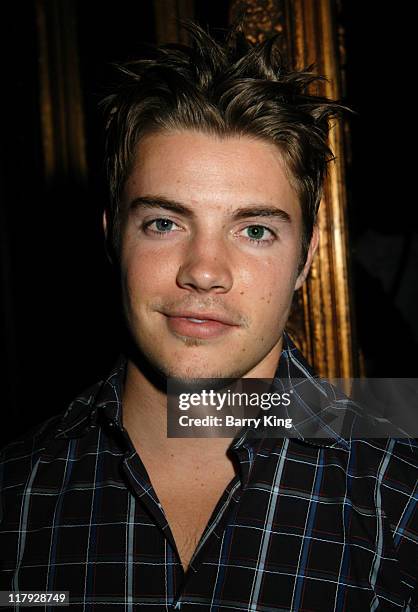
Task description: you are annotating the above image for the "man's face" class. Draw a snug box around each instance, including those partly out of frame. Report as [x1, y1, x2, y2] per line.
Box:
[116, 130, 317, 380]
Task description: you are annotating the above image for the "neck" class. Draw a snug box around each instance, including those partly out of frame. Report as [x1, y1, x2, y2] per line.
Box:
[122, 338, 283, 462]
[122, 360, 235, 463]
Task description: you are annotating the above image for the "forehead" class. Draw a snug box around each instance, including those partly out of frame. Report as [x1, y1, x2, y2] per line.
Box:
[122, 130, 300, 217]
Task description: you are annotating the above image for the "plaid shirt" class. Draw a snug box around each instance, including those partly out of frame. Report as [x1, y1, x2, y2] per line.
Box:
[1, 335, 417, 611]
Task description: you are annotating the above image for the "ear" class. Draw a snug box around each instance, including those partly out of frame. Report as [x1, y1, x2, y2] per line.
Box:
[102, 211, 108, 237]
[294, 225, 319, 291]
[102, 210, 115, 265]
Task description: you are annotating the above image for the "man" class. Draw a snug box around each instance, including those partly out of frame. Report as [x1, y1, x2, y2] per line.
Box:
[1, 24, 416, 611]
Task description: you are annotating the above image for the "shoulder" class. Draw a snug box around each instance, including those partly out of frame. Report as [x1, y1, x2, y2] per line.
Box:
[0, 414, 61, 489]
[348, 437, 417, 476]
[346, 438, 417, 495]
[0, 379, 105, 495]
[348, 439, 417, 548]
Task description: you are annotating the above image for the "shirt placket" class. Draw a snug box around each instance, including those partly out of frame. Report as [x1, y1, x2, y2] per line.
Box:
[116, 419, 266, 609]
[174, 438, 264, 607]
[121, 444, 242, 607]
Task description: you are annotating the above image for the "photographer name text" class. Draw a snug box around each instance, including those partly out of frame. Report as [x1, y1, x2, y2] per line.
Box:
[178, 415, 293, 429]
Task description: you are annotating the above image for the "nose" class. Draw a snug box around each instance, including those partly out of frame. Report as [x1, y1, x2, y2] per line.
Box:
[176, 233, 233, 294]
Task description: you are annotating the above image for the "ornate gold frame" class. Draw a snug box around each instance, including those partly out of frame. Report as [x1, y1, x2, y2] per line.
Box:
[230, 0, 356, 377]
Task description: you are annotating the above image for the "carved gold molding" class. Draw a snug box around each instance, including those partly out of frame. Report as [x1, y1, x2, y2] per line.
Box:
[230, 0, 286, 44]
[230, 0, 356, 378]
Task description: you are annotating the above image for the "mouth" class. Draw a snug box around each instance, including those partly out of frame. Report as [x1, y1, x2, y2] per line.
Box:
[162, 311, 239, 340]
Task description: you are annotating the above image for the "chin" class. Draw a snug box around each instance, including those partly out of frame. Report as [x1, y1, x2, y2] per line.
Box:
[162, 363, 228, 381]
[166, 375, 236, 394]
[134, 327, 267, 382]
[158, 355, 253, 383]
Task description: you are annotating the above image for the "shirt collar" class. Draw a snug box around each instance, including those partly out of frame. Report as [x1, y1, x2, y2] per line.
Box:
[273, 331, 350, 451]
[55, 333, 350, 451]
[54, 356, 126, 440]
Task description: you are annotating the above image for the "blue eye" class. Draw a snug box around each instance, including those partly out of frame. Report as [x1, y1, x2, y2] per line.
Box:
[242, 225, 275, 245]
[246, 226, 266, 240]
[154, 218, 174, 232]
[143, 218, 179, 235]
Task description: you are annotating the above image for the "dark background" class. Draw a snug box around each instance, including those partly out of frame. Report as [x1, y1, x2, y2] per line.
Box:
[1, 1, 417, 449]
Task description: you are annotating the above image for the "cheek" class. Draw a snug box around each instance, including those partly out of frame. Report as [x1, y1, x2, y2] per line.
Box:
[237, 253, 298, 305]
[122, 244, 177, 305]
[235, 256, 298, 340]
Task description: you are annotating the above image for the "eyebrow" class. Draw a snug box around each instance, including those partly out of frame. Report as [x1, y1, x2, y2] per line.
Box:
[128, 195, 292, 224]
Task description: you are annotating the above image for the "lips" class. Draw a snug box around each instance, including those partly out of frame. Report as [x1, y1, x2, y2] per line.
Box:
[162, 311, 238, 339]
[164, 310, 237, 325]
